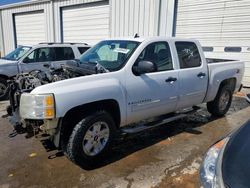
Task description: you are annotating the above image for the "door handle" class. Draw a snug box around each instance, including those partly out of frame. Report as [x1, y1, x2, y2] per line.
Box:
[165, 77, 177, 84]
[197, 72, 206, 78]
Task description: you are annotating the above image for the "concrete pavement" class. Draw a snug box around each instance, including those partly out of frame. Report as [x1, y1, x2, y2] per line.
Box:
[0, 97, 249, 188]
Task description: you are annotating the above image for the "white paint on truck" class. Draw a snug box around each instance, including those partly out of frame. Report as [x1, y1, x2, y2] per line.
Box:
[19, 37, 244, 166]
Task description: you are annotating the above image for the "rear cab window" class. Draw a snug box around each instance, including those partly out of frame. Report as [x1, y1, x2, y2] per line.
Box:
[175, 42, 201, 69]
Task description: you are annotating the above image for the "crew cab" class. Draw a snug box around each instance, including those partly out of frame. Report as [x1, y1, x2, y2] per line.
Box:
[0, 43, 91, 100]
[19, 37, 244, 167]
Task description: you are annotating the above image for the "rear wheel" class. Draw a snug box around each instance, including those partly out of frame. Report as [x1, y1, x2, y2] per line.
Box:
[0, 77, 8, 101]
[65, 111, 116, 168]
[207, 85, 233, 117]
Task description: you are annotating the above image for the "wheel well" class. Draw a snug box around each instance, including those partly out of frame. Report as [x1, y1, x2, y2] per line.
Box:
[59, 99, 121, 149]
[0, 74, 9, 81]
[219, 78, 236, 92]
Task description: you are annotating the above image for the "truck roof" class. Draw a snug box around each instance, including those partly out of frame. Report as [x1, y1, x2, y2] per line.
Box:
[103, 36, 199, 43]
[31, 42, 91, 48]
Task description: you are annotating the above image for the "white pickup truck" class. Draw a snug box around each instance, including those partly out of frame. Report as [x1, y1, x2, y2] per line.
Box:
[19, 37, 244, 167]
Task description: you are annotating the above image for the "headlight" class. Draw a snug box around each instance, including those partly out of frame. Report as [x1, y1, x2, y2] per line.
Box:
[20, 93, 55, 119]
[200, 138, 229, 188]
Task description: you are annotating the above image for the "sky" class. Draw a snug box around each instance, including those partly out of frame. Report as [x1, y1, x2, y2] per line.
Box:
[0, 0, 29, 6]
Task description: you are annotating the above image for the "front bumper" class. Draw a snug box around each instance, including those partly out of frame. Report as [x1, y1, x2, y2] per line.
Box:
[21, 118, 61, 147]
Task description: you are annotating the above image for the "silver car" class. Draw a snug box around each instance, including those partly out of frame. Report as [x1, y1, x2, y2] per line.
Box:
[0, 42, 91, 100]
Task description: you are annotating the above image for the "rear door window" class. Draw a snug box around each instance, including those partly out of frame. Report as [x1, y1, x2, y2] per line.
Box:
[54, 47, 75, 61]
[175, 42, 201, 69]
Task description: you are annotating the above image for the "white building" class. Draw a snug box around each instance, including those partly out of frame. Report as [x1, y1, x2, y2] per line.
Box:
[0, 0, 249, 86]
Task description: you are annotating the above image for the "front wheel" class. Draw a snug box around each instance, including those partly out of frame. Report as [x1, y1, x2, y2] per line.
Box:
[66, 111, 116, 168]
[207, 85, 233, 117]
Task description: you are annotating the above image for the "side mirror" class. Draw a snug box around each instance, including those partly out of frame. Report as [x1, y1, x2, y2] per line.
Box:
[133, 61, 157, 75]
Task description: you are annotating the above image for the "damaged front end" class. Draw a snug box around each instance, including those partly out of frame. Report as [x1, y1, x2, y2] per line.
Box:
[7, 60, 107, 139]
[6, 65, 69, 137]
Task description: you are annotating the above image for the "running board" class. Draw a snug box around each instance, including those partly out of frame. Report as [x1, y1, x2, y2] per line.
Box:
[121, 106, 201, 134]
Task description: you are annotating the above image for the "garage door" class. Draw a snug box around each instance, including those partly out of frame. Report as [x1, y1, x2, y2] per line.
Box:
[175, 0, 250, 86]
[14, 11, 46, 46]
[62, 2, 109, 45]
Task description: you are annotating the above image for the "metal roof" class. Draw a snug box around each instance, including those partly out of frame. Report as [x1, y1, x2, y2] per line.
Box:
[0, 0, 51, 10]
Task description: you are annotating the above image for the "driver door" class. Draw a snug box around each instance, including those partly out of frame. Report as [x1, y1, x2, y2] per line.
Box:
[125, 41, 179, 124]
[19, 47, 54, 73]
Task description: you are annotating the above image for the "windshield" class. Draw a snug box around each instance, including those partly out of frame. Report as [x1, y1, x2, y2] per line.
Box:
[3, 46, 31, 61]
[79, 40, 140, 71]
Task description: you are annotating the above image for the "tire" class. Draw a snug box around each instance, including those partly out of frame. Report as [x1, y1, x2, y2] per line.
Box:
[0, 77, 8, 101]
[207, 85, 233, 117]
[66, 110, 116, 168]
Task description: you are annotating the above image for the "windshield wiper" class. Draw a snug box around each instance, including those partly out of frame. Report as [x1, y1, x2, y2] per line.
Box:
[81, 60, 109, 73]
[94, 61, 109, 73]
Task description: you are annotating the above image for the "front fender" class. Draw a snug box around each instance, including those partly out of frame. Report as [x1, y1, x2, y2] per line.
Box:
[0, 64, 19, 77]
[53, 78, 127, 126]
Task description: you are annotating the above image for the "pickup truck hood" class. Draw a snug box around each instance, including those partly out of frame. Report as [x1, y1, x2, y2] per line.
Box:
[31, 71, 126, 118]
[31, 72, 121, 95]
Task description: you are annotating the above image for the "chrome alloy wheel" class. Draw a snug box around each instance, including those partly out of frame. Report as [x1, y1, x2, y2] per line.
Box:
[82, 121, 110, 156]
[219, 90, 230, 111]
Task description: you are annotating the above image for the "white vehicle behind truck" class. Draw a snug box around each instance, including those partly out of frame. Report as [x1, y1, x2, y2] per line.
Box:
[0, 43, 90, 100]
[19, 37, 244, 168]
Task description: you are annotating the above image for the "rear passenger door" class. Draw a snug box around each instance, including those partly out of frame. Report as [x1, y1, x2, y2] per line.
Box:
[51, 47, 75, 69]
[175, 41, 208, 109]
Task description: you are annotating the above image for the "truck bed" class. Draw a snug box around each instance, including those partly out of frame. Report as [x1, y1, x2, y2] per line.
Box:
[205, 59, 245, 102]
[206, 58, 236, 64]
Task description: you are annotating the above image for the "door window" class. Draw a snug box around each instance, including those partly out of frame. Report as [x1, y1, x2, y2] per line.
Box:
[54, 47, 75, 61]
[23, 48, 53, 63]
[175, 42, 201, 69]
[135, 42, 173, 72]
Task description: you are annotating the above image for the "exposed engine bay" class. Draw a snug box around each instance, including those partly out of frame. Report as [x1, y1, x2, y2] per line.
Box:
[7, 60, 108, 135]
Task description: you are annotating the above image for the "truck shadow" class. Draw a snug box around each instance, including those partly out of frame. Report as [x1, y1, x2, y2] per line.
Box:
[87, 111, 216, 170]
[42, 110, 215, 169]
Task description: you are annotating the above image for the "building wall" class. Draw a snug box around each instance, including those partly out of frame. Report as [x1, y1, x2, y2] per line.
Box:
[110, 0, 175, 37]
[53, 0, 105, 43]
[0, 0, 175, 54]
[158, 0, 175, 36]
[175, 0, 250, 86]
[110, 0, 159, 37]
[0, 1, 53, 54]
[0, 11, 3, 57]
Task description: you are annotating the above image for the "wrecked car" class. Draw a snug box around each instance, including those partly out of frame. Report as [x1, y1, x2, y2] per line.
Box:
[0, 43, 90, 100]
[7, 59, 106, 133]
